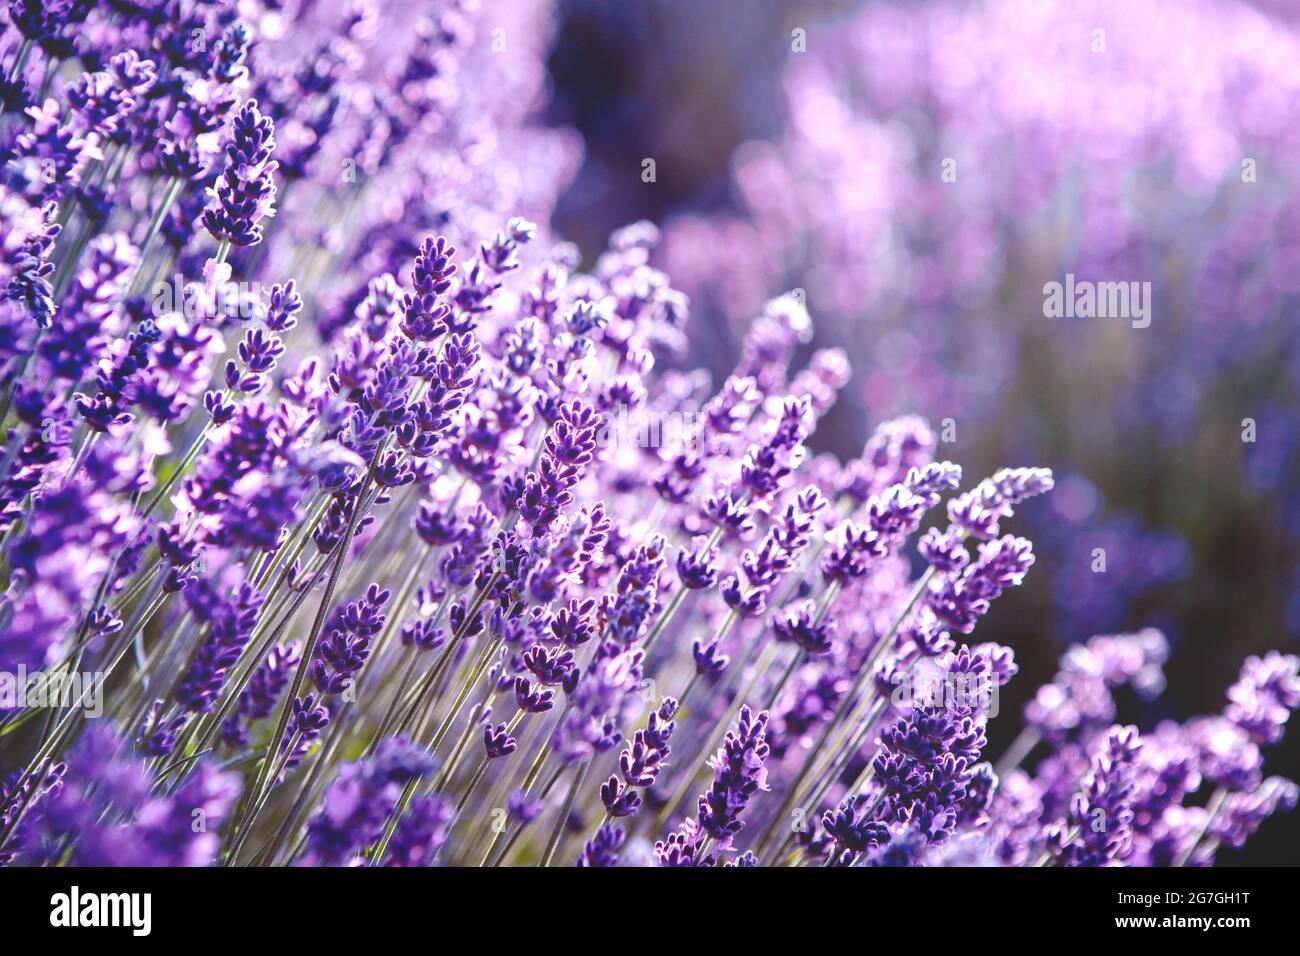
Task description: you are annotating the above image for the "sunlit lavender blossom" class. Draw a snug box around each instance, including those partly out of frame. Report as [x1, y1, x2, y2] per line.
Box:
[0, 0, 1292, 877]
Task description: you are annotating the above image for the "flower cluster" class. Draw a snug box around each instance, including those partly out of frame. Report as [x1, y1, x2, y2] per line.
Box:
[0, 0, 1293, 873]
[201, 99, 278, 248]
[663, 0, 1300, 662]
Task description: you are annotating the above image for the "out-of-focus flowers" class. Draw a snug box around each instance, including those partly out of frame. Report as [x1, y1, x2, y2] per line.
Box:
[0, 0, 1292, 873]
[662, 0, 1300, 652]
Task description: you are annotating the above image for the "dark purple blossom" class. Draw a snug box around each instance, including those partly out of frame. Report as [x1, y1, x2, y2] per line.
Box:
[517, 401, 603, 534]
[311, 584, 390, 696]
[202, 99, 278, 247]
[384, 794, 454, 867]
[578, 822, 626, 867]
[173, 578, 264, 715]
[696, 705, 770, 841]
[1062, 726, 1143, 866]
[301, 736, 434, 866]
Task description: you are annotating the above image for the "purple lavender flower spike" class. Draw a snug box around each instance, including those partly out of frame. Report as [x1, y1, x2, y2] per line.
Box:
[676, 536, 720, 589]
[1225, 652, 1300, 746]
[301, 737, 434, 866]
[578, 822, 626, 867]
[483, 721, 518, 759]
[12, 726, 238, 866]
[1061, 726, 1143, 867]
[1210, 777, 1299, 852]
[138, 700, 189, 758]
[696, 705, 770, 842]
[310, 584, 389, 696]
[174, 578, 265, 716]
[202, 99, 278, 247]
[222, 643, 302, 749]
[822, 794, 889, 860]
[654, 817, 715, 867]
[0, 3, 1295, 874]
[693, 637, 729, 677]
[401, 236, 457, 342]
[385, 794, 454, 867]
[517, 401, 603, 534]
[773, 600, 835, 656]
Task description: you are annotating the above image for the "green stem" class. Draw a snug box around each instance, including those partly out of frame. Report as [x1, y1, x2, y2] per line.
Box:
[225, 475, 375, 863]
[6, 38, 31, 83]
[539, 760, 589, 867]
[1174, 787, 1227, 867]
[134, 177, 182, 281]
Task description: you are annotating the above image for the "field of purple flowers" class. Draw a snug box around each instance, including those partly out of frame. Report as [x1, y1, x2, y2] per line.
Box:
[0, 0, 1296, 869]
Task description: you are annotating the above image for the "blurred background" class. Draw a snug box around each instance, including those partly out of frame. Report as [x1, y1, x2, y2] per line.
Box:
[542, 0, 1300, 863]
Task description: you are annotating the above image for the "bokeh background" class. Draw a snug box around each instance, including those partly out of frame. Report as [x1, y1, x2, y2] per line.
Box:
[541, 0, 1300, 863]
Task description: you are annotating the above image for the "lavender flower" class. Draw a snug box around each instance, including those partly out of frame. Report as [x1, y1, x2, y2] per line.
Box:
[517, 401, 603, 534]
[202, 99, 278, 247]
[1061, 726, 1143, 867]
[301, 736, 434, 866]
[13, 726, 238, 867]
[1225, 653, 1300, 746]
[822, 795, 889, 858]
[384, 794, 454, 867]
[0, 0, 1292, 875]
[696, 705, 770, 842]
[222, 643, 302, 749]
[600, 697, 677, 819]
[175, 578, 265, 716]
[311, 584, 390, 695]
[578, 822, 626, 867]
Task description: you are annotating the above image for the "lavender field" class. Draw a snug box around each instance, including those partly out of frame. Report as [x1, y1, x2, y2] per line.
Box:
[0, 0, 1296, 874]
